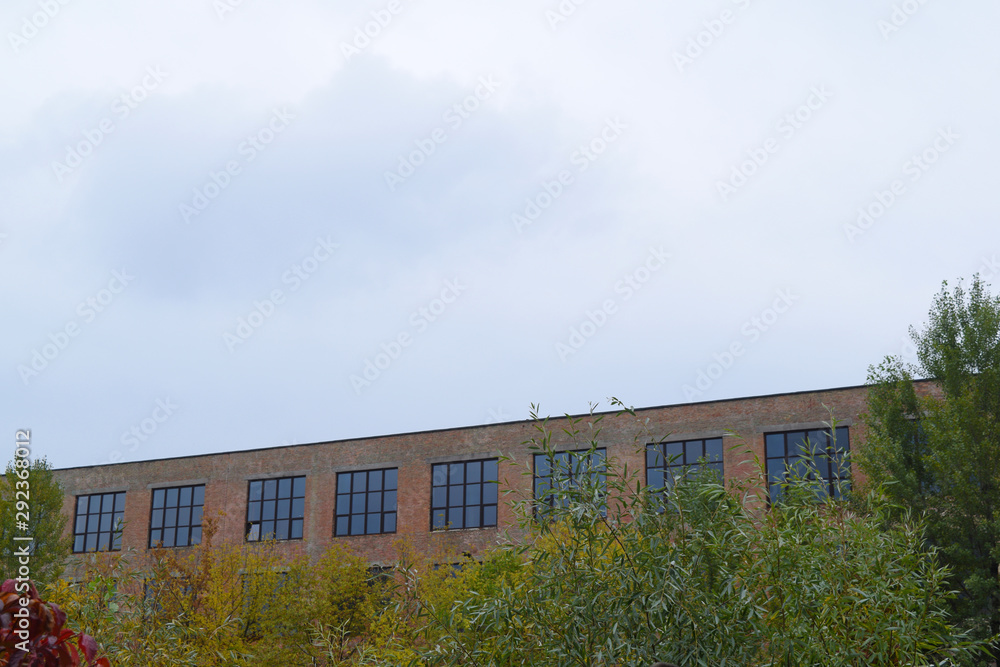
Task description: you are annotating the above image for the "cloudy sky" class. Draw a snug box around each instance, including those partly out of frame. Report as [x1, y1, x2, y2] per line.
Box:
[3, 0, 997, 469]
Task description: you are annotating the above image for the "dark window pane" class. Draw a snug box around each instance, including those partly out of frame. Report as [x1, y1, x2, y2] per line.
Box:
[666, 441, 684, 461]
[336, 495, 350, 515]
[647, 446, 663, 469]
[179, 487, 192, 506]
[193, 485, 205, 505]
[77, 496, 88, 514]
[432, 486, 447, 508]
[165, 488, 179, 508]
[384, 490, 397, 511]
[85, 533, 97, 552]
[151, 509, 163, 529]
[191, 506, 203, 525]
[466, 485, 480, 505]
[353, 472, 367, 493]
[336, 516, 349, 536]
[162, 528, 175, 548]
[263, 479, 277, 499]
[384, 468, 398, 489]
[648, 468, 665, 490]
[149, 529, 161, 548]
[293, 476, 306, 497]
[102, 494, 115, 512]
[351, 515, 364, 535]
[249, 481, 262, 501]
[483, 460, 498, 482]
[275, 520, 289, 541]
[262, 500, 276, 521]
[278, 478, 292, 498]
[465, 507, 480, 528]
[368, 493, 382, 513]
[178, 507, 191, 526]
[152, 490, 164, 509]
[369, 469, 382, 491]
[291, 498, 304, 519]
[164, 508, 178, 527]
[534, 455, 550, 477]
[467, 461, 481, 483]
[87, 515, 100, 533]
[384, 513, 396, 532]
[448, 486, 463, 507]
[261, 521, 275, 539]
[449, 464, 464, 484]
[484, 506, 497, 526]
[767, 459, 786, 484]
[367, 514, 381, 534]
[176, 526, 190, 547]
[432, 510, 446, 529]
[337, 473, 351, 492]
[98, 533, 110, 551]
[277, 498, 290, 519]
[75, 515, 87, 533]
[765, 434, 784, 459]
[100, 514, 112, 532]
[834, 427, 850, 453]
[484, 482, 497, 504]
[448, 507, 463, 529]
[190, 527, 202, 545]
[290, 519, 303, 539]
[788, 432, 808, 457]
[248, 502, 261, 522]
[705, 438, 724, 462]
[352, 493, 366, 514]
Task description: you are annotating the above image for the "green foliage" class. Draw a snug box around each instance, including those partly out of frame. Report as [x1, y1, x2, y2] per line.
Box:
[0, 457, 72, 585]
[399, 402, 986, 666]
[860, 276, 1000, 660]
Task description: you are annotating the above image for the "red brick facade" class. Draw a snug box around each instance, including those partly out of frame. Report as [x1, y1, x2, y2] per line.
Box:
[52, 384, 889, 570]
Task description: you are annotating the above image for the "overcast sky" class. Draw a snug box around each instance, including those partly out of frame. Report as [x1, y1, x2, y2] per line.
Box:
[3, 0, 998, 469]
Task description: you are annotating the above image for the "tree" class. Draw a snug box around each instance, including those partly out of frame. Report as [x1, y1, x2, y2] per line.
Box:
[860, 275, 1000, 661]
[0, 457, 72, 585]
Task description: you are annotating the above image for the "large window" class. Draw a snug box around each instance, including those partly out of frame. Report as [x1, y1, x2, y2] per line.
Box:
[431, 459, 498, 530]
[533, 448, 606, 515]
[73, 492, 125, 553]
[646, 437, 724, 490]
[335, 468, 398, 537]
[246, 476, 305, 541]
[765, 426, 850, 501]
[149, 484, 205, 548]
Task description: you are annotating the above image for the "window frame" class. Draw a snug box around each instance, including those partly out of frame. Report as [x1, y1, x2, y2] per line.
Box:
[334, 467, 399, 537]
[645, 437, 724, 491]
[765, 426, 851, 502]
[532, 447, 607, 518]
[148, 484, 205, 549]
[245, 475, 306, 542]
[430, 458, 499, 531]
[72, 491, 126, 553]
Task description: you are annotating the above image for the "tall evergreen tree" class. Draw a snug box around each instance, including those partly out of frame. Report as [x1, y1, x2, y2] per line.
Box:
[0, 456, 72, 584]
[861, 275, 1000, 660]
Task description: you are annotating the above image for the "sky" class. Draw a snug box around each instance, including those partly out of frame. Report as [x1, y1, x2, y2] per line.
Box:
[3, 0, 998, 469]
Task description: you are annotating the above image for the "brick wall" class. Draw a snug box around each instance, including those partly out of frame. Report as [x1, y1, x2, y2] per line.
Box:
[52, 383, 903, 571]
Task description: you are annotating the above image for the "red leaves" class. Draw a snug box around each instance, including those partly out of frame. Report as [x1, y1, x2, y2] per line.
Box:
[0, 579, 108, 667]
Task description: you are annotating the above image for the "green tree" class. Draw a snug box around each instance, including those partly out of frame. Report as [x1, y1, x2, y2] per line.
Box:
[860, 275, 1000, 662]
[0, 456, 72, 584]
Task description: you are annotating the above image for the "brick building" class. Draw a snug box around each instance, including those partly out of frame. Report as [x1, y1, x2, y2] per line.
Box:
[52, 383, 891, 570]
